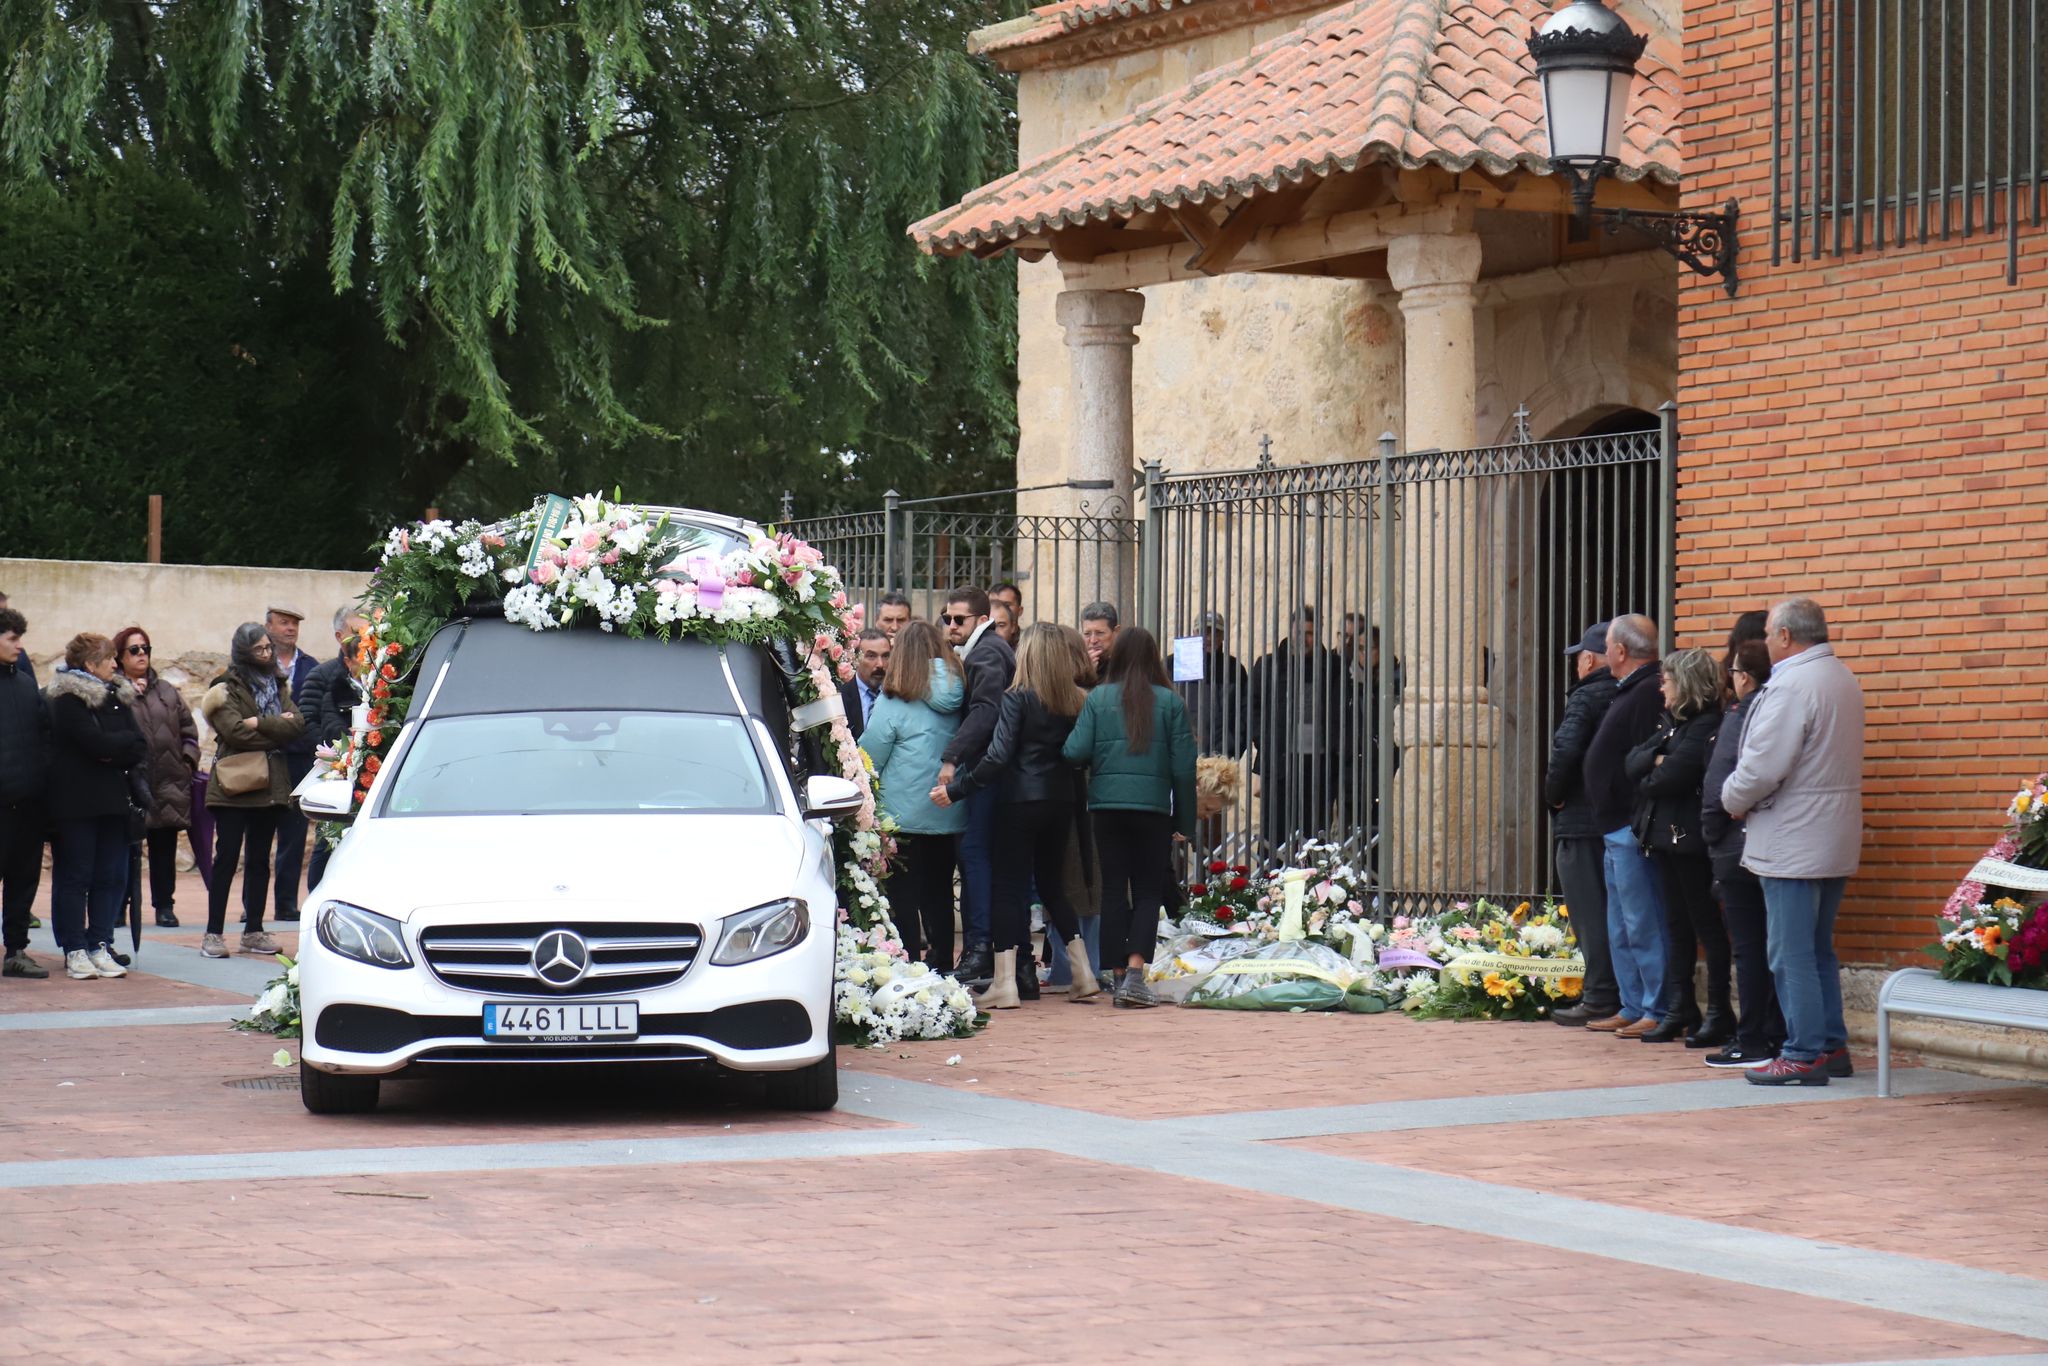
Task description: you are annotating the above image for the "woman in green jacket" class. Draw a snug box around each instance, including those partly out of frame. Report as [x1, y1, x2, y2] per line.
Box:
[1062, 627, 1196, 1008]
[199, 623, 306, 959]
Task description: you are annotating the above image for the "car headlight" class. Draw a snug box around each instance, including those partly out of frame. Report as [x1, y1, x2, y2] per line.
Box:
[711, 897, 809, 965]
[315, 900, 412, 969]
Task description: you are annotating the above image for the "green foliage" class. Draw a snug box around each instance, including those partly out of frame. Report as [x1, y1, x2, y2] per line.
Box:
[0, 166, 403, 566]
[0, 0, 1023, 560]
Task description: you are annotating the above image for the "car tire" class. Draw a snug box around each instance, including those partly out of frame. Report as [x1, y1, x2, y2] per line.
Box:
[763, 1035, 838, 1111]
[299, 1057, 381, 1115]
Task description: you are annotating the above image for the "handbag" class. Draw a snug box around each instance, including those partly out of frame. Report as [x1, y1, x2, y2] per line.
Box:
[213, 749, 271, 797]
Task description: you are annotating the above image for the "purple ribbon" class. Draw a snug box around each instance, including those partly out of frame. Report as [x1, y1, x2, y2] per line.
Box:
[686, 555, 726, 611]
[1377, 947, 1441, 971]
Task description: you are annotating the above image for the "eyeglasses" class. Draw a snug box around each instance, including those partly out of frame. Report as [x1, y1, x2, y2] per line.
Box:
[125, 644, 151, 656]
[941, 614, 974, 626]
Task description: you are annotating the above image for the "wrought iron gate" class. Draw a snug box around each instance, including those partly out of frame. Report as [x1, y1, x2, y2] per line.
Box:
[785, 411, 1675, 905]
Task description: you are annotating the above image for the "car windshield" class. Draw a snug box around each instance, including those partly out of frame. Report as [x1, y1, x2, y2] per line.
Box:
[380, 712, 776, 817]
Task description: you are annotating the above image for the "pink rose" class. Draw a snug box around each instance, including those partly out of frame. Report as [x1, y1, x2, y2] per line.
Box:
[532, 562, 559, 585]
[837, 662, 855, 683]
[579, 529, 603, 551]
[566, 548, 591, 570]
[481, 532, 505, 548]
[734, 569, 754, 587]
[1394, 915, 1410, 928]
[783, 569, 803, 587]
[830, 591, 848, 609]
[601, 550, 620, 565]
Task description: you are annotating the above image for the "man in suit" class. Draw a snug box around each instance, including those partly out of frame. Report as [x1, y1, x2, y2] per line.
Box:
[936, 587, 1014, 983]
[838, 628, 890, 740]
[265, 606, 320, 923]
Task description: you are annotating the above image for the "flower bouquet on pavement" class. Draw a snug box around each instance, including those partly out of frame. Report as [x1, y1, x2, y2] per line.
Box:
[1182, 861, 1266, 933]
[1931, 780, 2048, 990]
[1412, 899, 1583, 1021]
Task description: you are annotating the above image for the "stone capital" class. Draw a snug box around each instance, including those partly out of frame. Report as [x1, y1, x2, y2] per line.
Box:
[1056, 288, 1146, 348]
[1385, 233, 1483, 310]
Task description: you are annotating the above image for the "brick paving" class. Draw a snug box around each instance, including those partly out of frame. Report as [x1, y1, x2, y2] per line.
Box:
[5, 873, 2046, 1364]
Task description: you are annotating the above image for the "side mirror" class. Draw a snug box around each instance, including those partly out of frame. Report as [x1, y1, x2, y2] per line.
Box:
[802, 774, 865, 820]
[296, 775, 358, 822]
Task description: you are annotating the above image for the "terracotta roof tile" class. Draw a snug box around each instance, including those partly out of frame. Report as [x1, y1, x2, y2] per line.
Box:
[919, 0, 1680, 253]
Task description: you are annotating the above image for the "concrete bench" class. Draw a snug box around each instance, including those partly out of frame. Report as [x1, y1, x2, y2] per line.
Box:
[1876, 967, 2048, 1096]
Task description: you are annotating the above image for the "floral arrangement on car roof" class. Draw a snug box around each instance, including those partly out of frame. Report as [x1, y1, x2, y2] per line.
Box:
[309, 494, 981, 1045]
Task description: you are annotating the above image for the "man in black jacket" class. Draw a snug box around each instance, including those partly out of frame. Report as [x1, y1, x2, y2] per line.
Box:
[301, 610, 368, 895]
[1545, 622, 1618, 1026]
[0, 607, 51, 978]
[1249, 607, 1349, 854]
[1580, 614, 1669, 1035]
[937, 587, 1014, 982]
[837, 628, 890, 741]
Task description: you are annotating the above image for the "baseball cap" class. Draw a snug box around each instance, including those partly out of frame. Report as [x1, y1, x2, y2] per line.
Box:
[1196, 610, 1227, 631]
[1565, 621, 1609, 656]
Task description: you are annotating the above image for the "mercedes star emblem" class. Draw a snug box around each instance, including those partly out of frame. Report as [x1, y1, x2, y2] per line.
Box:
[533, 929, 591, 988]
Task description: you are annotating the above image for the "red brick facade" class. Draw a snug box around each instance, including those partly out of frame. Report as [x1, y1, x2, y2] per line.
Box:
[1679, 0, 2048, 962]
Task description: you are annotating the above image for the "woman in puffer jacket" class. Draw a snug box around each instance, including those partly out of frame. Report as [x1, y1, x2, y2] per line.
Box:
[45, 633, 148, 980]
[113, 626, 199, 929]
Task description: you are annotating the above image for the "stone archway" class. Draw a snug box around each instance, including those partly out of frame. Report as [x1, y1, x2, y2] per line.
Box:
[1504, 361, 1672, 445]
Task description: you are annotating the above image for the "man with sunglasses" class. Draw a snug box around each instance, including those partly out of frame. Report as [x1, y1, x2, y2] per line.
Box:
[936, 587, 1013, 984]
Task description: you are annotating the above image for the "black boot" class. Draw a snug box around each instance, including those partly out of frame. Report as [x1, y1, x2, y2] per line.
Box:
[1640, 1016, 1690, 1043]
[1016, 951, 1040, 1001]
[155, 908, 179, 928]
[952, 943, 994, 987]
[1685, 1010, 1735, 1049]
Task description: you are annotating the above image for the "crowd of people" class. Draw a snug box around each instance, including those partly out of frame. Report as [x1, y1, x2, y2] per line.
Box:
[844, 586, 1197, 1008]
[1545, 598, 1865, 1086]
[0, 592, 372, 980]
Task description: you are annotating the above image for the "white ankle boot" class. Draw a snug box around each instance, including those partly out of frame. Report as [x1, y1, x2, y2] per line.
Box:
[976, 949, 1021, 1009]
[1065, 938, 1099, 1001]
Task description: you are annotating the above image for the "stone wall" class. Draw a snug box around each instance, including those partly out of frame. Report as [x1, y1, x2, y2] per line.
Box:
[1, 557, 370, 753]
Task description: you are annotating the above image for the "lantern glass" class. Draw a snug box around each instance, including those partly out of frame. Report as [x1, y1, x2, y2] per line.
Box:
[1539, 65, 1634, 163]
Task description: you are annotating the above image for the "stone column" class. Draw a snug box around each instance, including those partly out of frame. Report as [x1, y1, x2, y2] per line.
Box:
[1055, 288, 1145, 619]
[1384, 232, 1499, 894]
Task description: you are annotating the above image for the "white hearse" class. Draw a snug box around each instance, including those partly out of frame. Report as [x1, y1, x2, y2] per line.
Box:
[295, 609, 857, 1114]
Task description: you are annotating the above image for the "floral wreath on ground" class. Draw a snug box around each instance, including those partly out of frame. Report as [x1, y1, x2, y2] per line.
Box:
[254, 494, 982, 1047]
[1928, 778, 2048, 991]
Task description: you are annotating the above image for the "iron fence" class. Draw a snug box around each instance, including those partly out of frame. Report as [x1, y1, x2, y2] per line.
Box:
[787, 412, 1675, 907]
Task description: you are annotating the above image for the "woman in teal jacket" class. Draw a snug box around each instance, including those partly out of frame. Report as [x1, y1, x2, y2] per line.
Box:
[859, 619, 965, 970]
[1062, 626, 1196, 1008]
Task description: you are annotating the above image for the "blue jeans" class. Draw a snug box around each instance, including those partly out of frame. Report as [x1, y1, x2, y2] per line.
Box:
[1761, 876, 1847, 1063]
[958, 787, 999, 949]
[1602, 828, 1668, 1023]
[50, 815, 131, 954]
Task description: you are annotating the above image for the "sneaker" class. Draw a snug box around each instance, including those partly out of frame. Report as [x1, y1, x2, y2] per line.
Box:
[28, 915, 41, 930]
[239, 930, 282, 956]
[1703, 1045, 1773, 1069]
[2, 951, 49, 979]
[200, 933, 229, 958]
[65, 950, 101, 980]
[1112, 967, 1157, 1009]
[1822, 1047, 1854, 1078]
[1744, 1054, 1830, 1086]
[87, 946, 127, 979]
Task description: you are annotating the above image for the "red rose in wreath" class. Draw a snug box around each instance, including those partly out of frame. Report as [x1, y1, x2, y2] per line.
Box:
[1189, 882, 1209, 896]
[1208, 860, 1228, 874]
[1216, 907, 1235, 924]
[1228, 876, 1249, 891]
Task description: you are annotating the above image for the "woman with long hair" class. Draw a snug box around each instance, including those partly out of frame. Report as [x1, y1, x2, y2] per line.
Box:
[113, 626, 200, 929]
[199, 622, 305, 958]
[934, 622, 1097, 1007]
[1061, 628, 1196, 1008]
[1625, 646, 1733, 1044]
[859, 619, 966, 971]
[1699, 637, 1785, 1067]
[45, 633, 148, 979]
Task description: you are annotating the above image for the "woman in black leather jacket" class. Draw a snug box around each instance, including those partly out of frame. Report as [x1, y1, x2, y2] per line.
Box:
[934, 623, 1097, 1009]
[1698, 639, 1785, 1067]
[1624, 647, 1732, 1045]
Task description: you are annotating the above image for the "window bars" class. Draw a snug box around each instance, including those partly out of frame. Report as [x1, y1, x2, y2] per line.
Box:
[1772, 0, 2045, 282]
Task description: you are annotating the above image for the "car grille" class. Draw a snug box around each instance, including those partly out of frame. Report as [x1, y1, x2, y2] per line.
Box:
[417, 921, 702, 996]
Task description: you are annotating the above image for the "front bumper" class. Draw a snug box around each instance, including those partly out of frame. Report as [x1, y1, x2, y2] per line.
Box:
[300, 926, 832, 1077]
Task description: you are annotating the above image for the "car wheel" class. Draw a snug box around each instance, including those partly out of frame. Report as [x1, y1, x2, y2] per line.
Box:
[762, 1035, 838, 1112]
[299, 1057, 381, 1115]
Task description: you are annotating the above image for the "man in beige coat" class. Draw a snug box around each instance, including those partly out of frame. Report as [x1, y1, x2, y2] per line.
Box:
[1720, 598, 1865, 1086]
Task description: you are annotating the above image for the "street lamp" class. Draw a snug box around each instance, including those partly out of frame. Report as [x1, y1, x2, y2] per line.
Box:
[1526, 0, 1742, 296]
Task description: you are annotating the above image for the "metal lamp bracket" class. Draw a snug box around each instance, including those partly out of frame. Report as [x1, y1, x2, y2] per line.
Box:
[1552, 160, 1741, 297]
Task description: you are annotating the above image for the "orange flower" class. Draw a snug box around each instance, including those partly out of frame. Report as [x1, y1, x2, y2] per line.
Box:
[372, 682, 389, 699]
[366, 731, 384, 747]
[379, 663, 397, 680]
[1979, 925, 2003, 947]
[364, 755, 381, 773]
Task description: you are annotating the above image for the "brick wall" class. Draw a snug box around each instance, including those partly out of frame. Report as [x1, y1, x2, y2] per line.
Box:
[1679, 0, 2048, 962]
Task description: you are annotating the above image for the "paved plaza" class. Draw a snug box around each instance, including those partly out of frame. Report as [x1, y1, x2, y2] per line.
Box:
[5, 873, 2047, 1365]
